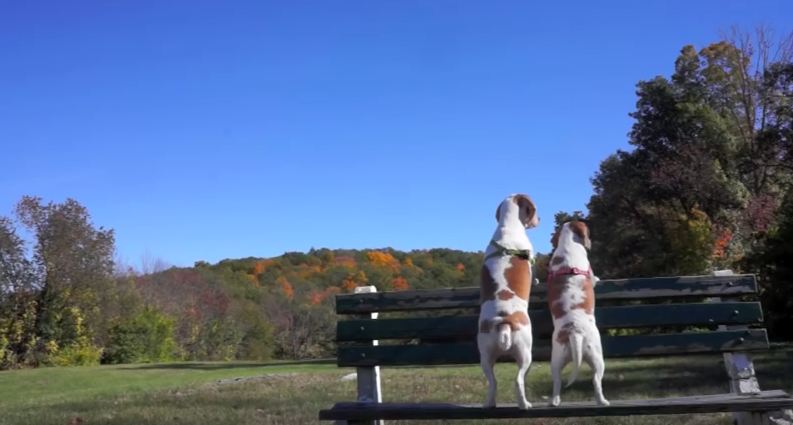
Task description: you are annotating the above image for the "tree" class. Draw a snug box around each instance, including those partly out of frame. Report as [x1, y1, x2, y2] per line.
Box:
[15, 197, 114, 364]
[750, 189, 793, 340]
[587, 30, 793, 279]
[0, 217, 38, 367]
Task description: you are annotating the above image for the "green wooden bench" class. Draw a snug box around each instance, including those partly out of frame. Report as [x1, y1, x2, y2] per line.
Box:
[319, 274, 793, 424]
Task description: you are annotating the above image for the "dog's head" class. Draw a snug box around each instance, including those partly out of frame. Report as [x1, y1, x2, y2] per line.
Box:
[495, 194, 539, 229]
[552, 220, 591, 251]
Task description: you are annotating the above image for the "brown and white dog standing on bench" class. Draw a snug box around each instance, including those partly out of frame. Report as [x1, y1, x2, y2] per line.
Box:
[477, 194, 539, 409]
[547, 221, 609, 407]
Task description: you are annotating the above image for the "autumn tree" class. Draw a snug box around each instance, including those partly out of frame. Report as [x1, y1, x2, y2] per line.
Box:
[750, 189, 793, 339]
[588, 30, 793, 279]
[16, 196, 114, 364]
[0, 217, 38, 367]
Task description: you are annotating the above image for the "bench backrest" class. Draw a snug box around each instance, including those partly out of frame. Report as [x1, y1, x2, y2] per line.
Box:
[334, 274, 768, 367]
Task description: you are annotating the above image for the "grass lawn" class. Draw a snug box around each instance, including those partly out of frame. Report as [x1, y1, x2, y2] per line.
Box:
[0, 346, 791, 425]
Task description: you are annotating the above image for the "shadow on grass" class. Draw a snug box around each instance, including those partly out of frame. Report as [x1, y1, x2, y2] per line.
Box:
[121, 358, 335, 371]
[563, 345, 793, 398]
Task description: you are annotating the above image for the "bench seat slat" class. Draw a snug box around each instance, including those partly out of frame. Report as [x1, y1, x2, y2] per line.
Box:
[319, 390, 793, 421]
[338, 329, 768, 366]
[337, 302, 763, 341]
[335, 275, 757, 314]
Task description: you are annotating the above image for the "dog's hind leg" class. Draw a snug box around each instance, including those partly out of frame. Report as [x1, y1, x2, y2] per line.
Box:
[480, 350, 497, 408]
[514, 344, 532, 409]
[549, 341, 566, 407]
[589, 346, 609, 406]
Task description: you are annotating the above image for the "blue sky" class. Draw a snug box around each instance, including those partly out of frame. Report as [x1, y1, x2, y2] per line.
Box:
[2, 1, 792, 268]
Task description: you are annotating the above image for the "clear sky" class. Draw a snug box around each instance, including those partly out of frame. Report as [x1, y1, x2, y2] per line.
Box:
[2, 1, 792, 268]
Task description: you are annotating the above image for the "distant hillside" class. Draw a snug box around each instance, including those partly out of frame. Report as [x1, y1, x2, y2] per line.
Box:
[134, 248, 551, 360]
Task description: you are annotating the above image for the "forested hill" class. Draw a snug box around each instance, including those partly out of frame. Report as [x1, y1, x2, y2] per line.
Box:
[204, 247, 486, 295]
[130, 248, 503, 361]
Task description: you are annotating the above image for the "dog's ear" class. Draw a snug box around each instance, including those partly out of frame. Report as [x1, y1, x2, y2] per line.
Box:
[570, 220, 591, 250]
[513, 194, 539, 228]
[495, 204, 502, 222]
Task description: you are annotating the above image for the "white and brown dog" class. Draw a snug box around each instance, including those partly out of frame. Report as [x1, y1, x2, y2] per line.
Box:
[477, 194, 539, 409]
[547, 221, 609, 407]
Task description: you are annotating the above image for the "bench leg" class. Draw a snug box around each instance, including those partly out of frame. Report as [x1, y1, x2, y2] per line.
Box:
[724, 352, 761, 425]
[352, 286, 384, 425]
[766, 409, 793, 425]
[723, 352, 787, 425]
[356, 365, 383, 425]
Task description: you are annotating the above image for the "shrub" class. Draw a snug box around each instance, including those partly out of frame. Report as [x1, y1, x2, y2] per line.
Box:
[103, 308, 178, 364]
[50, 342, 102, 366]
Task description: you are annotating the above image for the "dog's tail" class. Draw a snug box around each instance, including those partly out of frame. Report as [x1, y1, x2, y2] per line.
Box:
[497, 323, 512, 351]
[566, 332, 584, 388]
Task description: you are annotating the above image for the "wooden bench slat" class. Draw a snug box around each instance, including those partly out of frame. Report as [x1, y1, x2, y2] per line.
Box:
[319, 390, 793, 420]
[335, 275, 757, 314]
[337, 329, 768, 366]
[337, 302, 763, 341]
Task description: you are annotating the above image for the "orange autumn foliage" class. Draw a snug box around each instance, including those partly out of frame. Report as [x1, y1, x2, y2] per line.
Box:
[296, 264, 323, 279]
[341, 271, 368, 292]
[455, 263, 465, 272]
[310, 286, 341, 305]
[334, 256, 358, 269]
[251, 259, 276, 276]
[367, 251, 400, 270]
[391, 276, 409, 291]
[713, 229, 733, 258]
[342, 278, 357, 292]
[276, 276, 294, 300]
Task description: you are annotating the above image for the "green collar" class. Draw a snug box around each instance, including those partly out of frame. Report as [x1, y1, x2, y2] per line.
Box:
[484, 240, 535, 264]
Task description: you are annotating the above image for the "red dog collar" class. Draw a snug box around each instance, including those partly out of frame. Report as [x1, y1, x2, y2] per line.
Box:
[547, 266, 592, 282]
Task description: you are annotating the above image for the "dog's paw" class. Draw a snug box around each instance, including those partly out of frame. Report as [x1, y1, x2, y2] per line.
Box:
[517, 399, 532, 410]
[549, 396, 561, 407]
[596, 398, 610, 407]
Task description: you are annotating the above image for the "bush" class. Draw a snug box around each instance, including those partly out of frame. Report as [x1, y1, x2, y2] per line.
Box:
[50, 342, 103, 366]
[103, 308, 178, 364]
[188, 318, 243, 361]
[237, 320, 274, 361]
[0, 292, 39, 369]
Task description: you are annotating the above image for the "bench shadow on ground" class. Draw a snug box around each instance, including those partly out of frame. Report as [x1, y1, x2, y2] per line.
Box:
[552, 346, 793, 398]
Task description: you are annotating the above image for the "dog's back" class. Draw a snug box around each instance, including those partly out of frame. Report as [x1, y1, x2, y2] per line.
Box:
[477, 194, 538, 409]
[479, 256, 532, 350]
[547, 221, 609, 407]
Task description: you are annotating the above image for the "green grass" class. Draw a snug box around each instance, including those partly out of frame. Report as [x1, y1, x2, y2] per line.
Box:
[0, 360, 336, 425]
[0, 346, 791, 425]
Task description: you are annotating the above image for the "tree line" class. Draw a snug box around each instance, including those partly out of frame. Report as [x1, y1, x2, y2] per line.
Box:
[0, 200, 485, 368]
